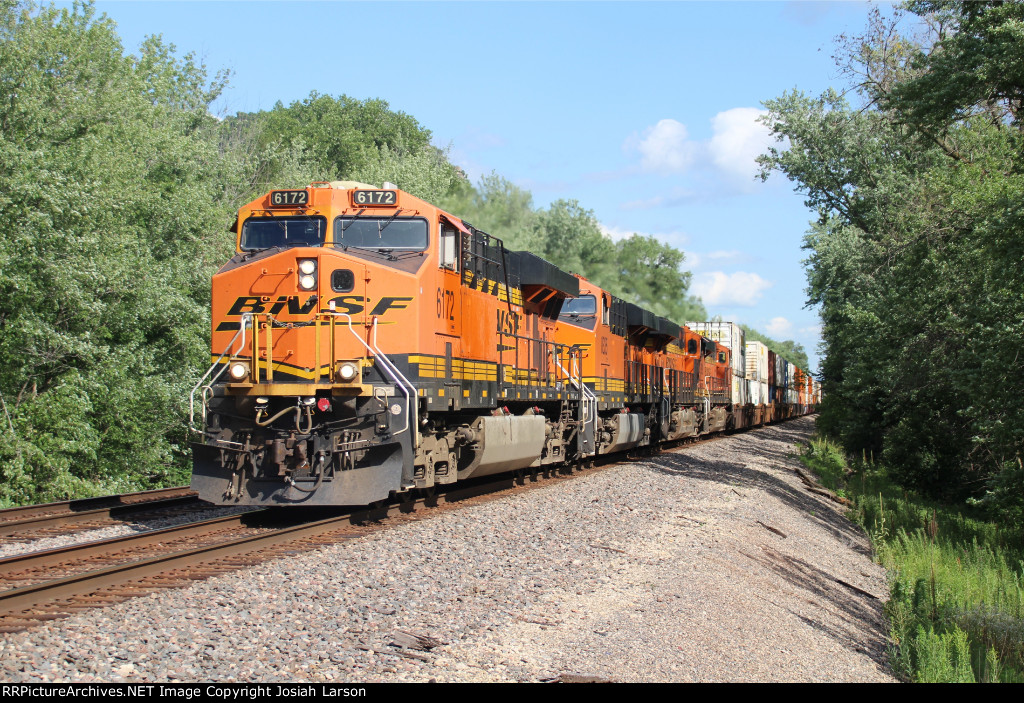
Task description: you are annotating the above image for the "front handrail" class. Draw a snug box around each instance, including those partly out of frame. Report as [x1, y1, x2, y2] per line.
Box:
[370, 318, 417, 448]
[325, 313, 415, 448]
[193, 312, 409, 457]
[190, 314, 253, 432]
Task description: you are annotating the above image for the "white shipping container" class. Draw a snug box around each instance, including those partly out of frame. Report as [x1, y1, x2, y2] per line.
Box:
[787, 362, 796, 391]
[760, 381, 768, 405]
[687, 321, 746, 379]
[745, 341, 769, 382]
[747, 379, 761, 405]
[732, 374, 746, 405]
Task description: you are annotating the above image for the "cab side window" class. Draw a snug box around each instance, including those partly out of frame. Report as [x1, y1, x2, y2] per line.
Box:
[440, 223, 458, 271]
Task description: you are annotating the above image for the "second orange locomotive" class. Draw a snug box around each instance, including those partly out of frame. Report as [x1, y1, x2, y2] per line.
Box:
[191, 182, 809, 506]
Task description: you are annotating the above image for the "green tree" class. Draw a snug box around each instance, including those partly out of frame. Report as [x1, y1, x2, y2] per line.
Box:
[248, 93, 431, 178]
[741, 326, 809, 371]
[612, 235, 706, 323]
[440, 175, 706, 328]
[223, 92, 463, 202]
[438, 172, 537, 247]
[0, 1, 237, 504]
[760, 1, 1024, 516]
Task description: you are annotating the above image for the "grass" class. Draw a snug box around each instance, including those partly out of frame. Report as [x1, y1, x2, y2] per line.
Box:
[800, 437, 1024, 682]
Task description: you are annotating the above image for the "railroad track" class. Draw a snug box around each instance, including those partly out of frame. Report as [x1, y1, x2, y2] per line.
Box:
[0, 480, 510, 633]
[0, 487, 198, 542]
[0, 447, 637, 634]
[0, 421, 804, 634]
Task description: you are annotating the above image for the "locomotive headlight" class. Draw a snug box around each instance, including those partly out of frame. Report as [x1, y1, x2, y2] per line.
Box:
[228, 362, 249, 381]
[336, 362, 359, 382]
[298, 259, 317, 290]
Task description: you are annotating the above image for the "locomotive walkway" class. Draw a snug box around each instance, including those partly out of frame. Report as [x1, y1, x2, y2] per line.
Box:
[0, 417, 895, 682]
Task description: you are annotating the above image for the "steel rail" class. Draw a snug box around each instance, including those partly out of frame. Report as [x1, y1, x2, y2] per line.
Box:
[0, 511, 353, 620]
[0, 511, 268, 582]
[0, 496, 200, 538]
[0, 476, 552, 624]
[0, 486, 195, 525]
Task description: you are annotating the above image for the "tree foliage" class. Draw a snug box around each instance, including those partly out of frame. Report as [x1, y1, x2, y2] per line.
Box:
[760, 1, 1024, 520]
[222, 93, 463, 203]
[0, 0, 235, 503]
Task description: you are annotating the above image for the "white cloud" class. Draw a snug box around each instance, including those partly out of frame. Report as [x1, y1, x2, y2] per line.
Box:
[691, 272, 773, 307]
[621, 194, 668, 210]
[782, 1, 836, 27]
[708, 107, 773, 184]
[447, 154, 483, 183]
[621, 109, 776, 201]
[766, 316, 794, 337]
[598, 223, 693, 252]
[701, 249, 754, 267]
[620, 186, 699, 210]
[625, 119, 697, 174]
[598, 224, 634, 242]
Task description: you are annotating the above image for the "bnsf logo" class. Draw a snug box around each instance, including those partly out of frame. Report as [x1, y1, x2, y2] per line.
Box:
[226, 295, 413, 317]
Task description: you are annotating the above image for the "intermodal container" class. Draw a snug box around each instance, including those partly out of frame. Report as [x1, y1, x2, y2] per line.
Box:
[745, 341, 769, 382]
[687, 322, 746, 381]
[747, 379, 769, 406]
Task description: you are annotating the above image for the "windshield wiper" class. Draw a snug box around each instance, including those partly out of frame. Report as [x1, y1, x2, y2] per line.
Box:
[376, 208, 407, 237]
[241, 245, 285, 261]
[338, 209, 367, 248]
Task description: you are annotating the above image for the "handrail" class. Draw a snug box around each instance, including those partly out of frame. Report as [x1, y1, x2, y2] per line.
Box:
[569, 351, 599, 416]
[193, 312, 416, 454]
[323, 313, 415, 448]
[552, 346, 597, 435]
[370, 318, 418, 448]
[190, 314, 253, 432]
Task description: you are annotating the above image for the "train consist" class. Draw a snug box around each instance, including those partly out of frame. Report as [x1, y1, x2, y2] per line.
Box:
[190, 182, 819, 506]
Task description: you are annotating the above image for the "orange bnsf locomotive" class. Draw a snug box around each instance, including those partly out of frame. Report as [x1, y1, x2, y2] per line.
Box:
[190, 182, 815, 506]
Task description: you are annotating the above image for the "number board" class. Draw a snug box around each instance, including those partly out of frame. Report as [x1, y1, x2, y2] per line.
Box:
[352, 190, 397, 206]
[268, 190, 309, 207]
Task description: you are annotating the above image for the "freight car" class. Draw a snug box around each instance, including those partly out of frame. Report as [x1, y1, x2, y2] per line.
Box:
[190, 182, 813, 506]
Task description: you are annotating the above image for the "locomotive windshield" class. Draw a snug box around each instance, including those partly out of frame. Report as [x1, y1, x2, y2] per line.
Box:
[559, 295, 597, 330]
[333, 216, 428, 251]
[240, 216, 326, 251]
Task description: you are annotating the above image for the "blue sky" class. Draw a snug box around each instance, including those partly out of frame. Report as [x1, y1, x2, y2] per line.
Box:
[89, 0, 888, 371]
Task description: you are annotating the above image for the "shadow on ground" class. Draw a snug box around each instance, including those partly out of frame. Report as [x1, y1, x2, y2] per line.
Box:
[647, 417, 892, 671]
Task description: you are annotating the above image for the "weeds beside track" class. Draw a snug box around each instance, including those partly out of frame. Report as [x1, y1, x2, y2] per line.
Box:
[800, 437, 1024, 683]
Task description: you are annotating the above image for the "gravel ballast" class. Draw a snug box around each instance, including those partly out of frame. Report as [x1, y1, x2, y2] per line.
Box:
[0, 417, 895, 682]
